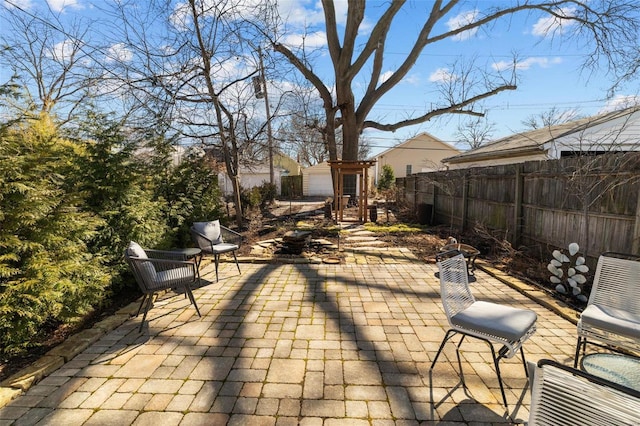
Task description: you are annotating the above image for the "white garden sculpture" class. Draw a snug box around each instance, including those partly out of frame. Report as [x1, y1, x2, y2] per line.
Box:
[547, 243, 589, 303]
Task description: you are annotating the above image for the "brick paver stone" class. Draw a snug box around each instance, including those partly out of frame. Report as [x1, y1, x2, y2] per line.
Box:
[1, 263, 580, 425]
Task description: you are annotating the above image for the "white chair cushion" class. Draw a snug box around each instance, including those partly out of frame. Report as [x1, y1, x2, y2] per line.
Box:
[451, 301, 537, 342]
[127, 241, 148, 259]
[127, 241, 157, 283]
[193, 220, 223, 244]
[209, 243, 239, 254]
[580, 304, 640, 339]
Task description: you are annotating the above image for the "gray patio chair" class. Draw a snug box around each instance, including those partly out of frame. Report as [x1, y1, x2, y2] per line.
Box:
[529, 359, 640, 426]
[430, 251, 537, 409]
[125, 241, 201, 332]
[190, 220, 241, 282]
[574, 251, 640, 367]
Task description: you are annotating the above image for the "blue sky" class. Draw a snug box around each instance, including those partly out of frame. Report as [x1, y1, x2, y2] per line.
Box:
[2, 0, 639, 156]
[274, 1, 640, 154]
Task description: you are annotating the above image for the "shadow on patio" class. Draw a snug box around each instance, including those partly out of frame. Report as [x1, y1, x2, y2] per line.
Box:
[0, 260, 577, 425]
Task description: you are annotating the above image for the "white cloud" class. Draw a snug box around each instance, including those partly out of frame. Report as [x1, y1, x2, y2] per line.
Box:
[492, 56, 562, 72]
[403, 73, 421, 86]
[379, 70, 393, 84]
[46, 0, 82, 13]
[531, 7, 577, 37]
[106, 43, 133, 63]
[446, 10, 479, 41]
[429, 67, 456, 83]
[282, 31, 327, 49]
[600, 95, 640, 113]
[49, 39, 81, 63]
[278, 0, 344, 27]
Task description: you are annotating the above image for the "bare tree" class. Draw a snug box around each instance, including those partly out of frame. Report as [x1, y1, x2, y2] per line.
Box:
[271, 1, 640, 170]
[522, 106, 581, 130]
[0, 5, 97, 124]
[556, 109, 640, 257]
[455, 117, 496, 149]
[99, 0, 280, 227]
[277, 114, 328, 167]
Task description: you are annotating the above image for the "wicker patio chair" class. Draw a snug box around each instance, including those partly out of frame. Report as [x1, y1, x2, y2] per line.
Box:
[529, 359, 640, 426]
[190, 220, 241, 282]
[574, 251, 640, 367]
[124, 242, 201, 332]
[430, 251, 537, 409]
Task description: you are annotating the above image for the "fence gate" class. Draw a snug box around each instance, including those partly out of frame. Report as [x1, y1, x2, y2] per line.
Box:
[281, 175, 303, 198]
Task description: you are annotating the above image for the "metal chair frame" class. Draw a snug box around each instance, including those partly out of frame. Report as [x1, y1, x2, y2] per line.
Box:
[529, 359, 640, 426]
[190, 222, 242, 282]
[574, 251, 640, 367]
[430, 251, 537, 409]
[125, 247, 201, 332]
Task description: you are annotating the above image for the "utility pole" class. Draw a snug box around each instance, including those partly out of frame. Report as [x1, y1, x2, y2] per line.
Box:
[255, 46, 274, 185]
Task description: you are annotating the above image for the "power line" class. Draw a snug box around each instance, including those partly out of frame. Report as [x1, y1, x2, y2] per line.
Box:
[373, 98, 608, 111]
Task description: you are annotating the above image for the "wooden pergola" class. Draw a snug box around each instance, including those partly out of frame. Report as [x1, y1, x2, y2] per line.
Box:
[328, 160, 376, 222]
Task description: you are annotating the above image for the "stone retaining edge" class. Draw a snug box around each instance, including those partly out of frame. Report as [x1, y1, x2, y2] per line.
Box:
[0, 301, 140, 408]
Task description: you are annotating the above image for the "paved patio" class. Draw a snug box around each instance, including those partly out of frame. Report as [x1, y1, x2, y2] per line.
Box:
[0, 259, 577, 425]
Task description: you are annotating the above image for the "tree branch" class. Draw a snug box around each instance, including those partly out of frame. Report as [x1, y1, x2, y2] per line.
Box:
[363, 84, 516, 132]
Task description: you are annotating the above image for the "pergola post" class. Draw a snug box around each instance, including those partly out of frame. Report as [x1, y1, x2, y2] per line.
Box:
[328, 160, 376, 223]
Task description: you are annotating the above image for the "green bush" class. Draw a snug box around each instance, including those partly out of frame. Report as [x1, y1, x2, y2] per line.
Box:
[161, 149, 224, 247]
[0, 111, 226, 356]
[0, 115, 110, 355]
[242, 182, 277, 212]
[377, 164, 395, 191]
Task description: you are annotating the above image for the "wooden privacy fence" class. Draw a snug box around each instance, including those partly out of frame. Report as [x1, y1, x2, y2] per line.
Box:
[398, 153, 640, 260]
[281, 175, 303, 198]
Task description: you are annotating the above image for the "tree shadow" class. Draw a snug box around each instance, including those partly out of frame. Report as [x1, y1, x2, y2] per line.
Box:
[10, 259, 534, 425]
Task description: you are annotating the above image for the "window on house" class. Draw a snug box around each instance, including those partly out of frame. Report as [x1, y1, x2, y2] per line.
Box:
[406, 164, 412, 175]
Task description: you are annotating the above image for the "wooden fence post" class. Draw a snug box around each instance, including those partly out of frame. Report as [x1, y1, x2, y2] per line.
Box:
[633, 186, 640, 254]
[461, 172, 469, 231]
[513, 164, 524, 247]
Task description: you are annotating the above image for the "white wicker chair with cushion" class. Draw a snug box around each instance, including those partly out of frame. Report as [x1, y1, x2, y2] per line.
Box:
[529, 359, 640, 426]
[430, 250, 537, 409]
[124, 242, 201, 332]
[190, 220, 241, 282]
[574, 251, 640, 367]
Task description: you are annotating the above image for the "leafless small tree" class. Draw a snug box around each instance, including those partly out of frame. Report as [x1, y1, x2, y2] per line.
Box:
[455, 117, 496, 149]
[98, 0, 282, 227]
[0, 5, 97, 124]
[522, 106, 581, 130]
[554, 109, 640, 257]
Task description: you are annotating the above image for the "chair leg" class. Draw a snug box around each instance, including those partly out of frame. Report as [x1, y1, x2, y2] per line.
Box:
[233, 251, 240, 274]
[139, 293, 155, 332]
[136, 294, 148, 317]
[430, 329, 457, 370]
[489, 343, 509, 409]
[184, 285, 201, 317]
[574, 337, 585, 368]
[455, 336, 468, 389]
[214, 254, 220, 282]
[520, 346, 529, 378]
[195, 254, 202, 285]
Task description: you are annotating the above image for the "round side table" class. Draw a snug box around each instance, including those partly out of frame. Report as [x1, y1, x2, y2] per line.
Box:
[581, 353, 640, 391]
[174, 247, 203, 282]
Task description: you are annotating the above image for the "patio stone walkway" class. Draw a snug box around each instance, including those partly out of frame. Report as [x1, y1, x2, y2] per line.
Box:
[0, 259, 577, 425]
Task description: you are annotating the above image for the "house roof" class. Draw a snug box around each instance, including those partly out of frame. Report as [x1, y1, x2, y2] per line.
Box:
[371, 132, 459, 159]
[443, 106, 640, 164]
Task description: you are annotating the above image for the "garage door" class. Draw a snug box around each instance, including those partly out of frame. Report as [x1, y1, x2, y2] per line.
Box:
[307, 174, 334, 196]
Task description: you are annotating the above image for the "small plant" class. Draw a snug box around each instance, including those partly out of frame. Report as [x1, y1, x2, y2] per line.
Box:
[377, 164, 395, 191]
[547, 243, 589, 303]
